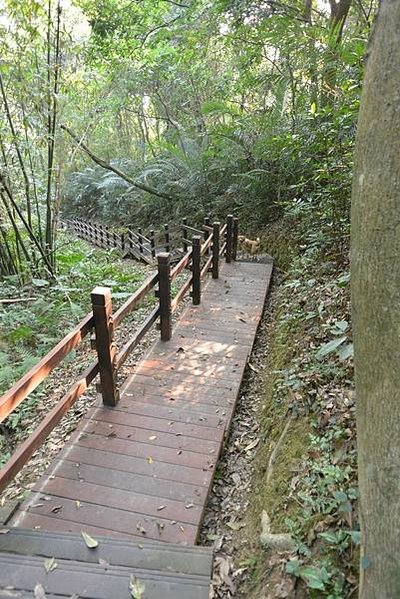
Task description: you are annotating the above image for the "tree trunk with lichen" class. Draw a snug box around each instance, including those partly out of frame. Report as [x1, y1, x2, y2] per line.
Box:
[351, 2, 400, 597]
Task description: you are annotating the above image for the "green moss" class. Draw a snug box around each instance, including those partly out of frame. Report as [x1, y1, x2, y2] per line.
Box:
[238, 294, 311, 594]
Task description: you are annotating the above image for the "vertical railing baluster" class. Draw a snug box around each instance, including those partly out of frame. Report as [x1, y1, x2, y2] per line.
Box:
[192, 236, 201, 305]
[212, 221, 220, 279]
[182, 217, 188, 253]
[157, 253, 172, 341]
[232, 217, 239, 261]
[138, 228, 143, 254]
[91, 287, 119, 406]
[128, 230, 134, 255]
[226, 214, 233, 263]
[164, 224, 170, 252]
[150, 230, 156, 259]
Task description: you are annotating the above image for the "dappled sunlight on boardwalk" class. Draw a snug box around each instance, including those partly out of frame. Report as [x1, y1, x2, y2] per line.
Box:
[9, 261, 272, 545]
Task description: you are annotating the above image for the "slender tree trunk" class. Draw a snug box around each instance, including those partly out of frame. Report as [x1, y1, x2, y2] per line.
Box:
[321, 0, 353, 105]
[351, 3, 400, 597]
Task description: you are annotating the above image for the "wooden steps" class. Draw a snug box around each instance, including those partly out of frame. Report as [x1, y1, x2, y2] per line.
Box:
[0, 528, 212, 598]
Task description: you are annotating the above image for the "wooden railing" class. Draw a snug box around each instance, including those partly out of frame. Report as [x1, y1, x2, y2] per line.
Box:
[0, 215, 239, 493]
[64, 217, 222, 265]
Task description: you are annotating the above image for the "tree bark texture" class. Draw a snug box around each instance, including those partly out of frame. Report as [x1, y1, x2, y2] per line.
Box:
[351, 2, 400, 597]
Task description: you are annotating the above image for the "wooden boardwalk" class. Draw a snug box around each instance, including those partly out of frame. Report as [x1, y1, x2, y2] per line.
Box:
[8, 260, 272, 545]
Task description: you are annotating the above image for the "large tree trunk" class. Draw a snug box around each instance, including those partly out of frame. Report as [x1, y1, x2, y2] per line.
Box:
[351, 3, 400, 598]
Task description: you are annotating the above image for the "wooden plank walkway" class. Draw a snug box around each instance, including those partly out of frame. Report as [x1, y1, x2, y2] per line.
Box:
[0, 529, 213, 598]
[8, 260, 272, 545]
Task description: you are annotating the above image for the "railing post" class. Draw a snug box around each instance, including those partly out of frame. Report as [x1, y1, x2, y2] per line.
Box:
[232, 217, 239, 261]
[120, 232, 125, 252]
[113, 231, 118, 248]
[106, 226, 110, 248]
[226, 214, 233, 263]
[157, 253, 172, 341]
[164, 224, 170, 252]
[128, 230, 134, 253]
[212, 221, 220, 279]
[91, 287, 119, 406]
[138, 228, 143, 254]
[182, 217, 188, 253]
[150, 230, 156, 259]
[192, 236, 201, 305]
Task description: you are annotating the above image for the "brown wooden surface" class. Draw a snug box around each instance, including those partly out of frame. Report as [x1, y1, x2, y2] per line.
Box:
[9, 260, 272, 545]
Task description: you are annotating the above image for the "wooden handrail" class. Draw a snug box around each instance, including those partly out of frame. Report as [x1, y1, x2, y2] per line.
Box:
[171, 275, 193, 314]
[171, 248, 192, 281]
[0, 212, 239, 492]
[116, 306, 160, 370]
[219, 241, 227, 256]
[201, 232, 213, 256]
[0, 360, 99, 493]
[113, 272, 158, 328]
[0, 312, 95, 424]
[201, 253, 213, 278]
[181, 223, 204, 236]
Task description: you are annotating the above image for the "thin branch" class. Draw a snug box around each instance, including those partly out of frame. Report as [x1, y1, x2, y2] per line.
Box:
[61, 124, 175, 201]
[139, 15, 182, 46]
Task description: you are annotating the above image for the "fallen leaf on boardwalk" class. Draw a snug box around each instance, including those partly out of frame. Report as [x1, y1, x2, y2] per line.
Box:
[157, 522, 165, 534]
[130, 575, 145, 599]
[147, 456, 153, 464]
[99, 558, 109, 568]
[157, 505, 166, 511]
[81, 531, 99, 548]
[44, 557, 57, 573]
[51, 505, 62, 513]
[75, 500, 81, 509]
[185, 503, 195, 509]
[176, 347, 185, 353]
[34, 583, 47, 599]
[137, 523, 147, 534]
[0, 529, 9, 534]
[149, 435, 157, 440]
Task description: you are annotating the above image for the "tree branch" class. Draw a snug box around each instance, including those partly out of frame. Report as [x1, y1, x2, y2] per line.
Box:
[61, 124, 174, 201]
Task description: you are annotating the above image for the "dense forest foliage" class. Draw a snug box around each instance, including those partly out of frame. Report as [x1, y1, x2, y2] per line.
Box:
[0, 0, 376, 279]
[0, 1, 385, 597]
